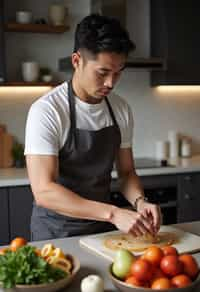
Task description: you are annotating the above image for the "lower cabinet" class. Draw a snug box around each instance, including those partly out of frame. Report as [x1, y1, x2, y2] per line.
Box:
[0, 0, 6, 83]
[9, 186, 33, 241]
[0, 185, 33, 246]
[177, 173, 200, 223]
[0, 188, 9, 245]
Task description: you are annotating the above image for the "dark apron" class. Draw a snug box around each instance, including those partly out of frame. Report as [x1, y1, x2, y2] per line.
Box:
[31, 81, 121, 240]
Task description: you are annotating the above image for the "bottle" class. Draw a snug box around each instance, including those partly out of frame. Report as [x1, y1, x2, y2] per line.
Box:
[168, 131, 179, 158]
[155, 140, 169, 160]
[181, 138, 192, 157]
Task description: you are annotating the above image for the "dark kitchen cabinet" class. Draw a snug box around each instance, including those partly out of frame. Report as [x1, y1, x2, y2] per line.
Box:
[0, 0, 6, 83]
[150, 0, 200, 85]
[0, 188, 9, 245]
[9, 186, 33, 241]
[177, 173, 200, 223]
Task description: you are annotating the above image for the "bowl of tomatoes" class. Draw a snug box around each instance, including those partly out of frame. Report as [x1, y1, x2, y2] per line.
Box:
[108, 245, 200, 291]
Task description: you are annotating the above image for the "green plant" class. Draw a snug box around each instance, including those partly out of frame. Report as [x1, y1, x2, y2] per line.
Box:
[12, 142, 24, 161]
[0, 245, 67, 288]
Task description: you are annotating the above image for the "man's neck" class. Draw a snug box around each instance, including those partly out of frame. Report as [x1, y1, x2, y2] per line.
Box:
[71, 74, 103, 104]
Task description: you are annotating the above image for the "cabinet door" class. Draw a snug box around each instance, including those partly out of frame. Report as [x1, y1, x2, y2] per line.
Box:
[0, 188, 9, 245]
[0, 0, 6, 83]
[151, 0, 200, 85]
[9, 186, 33, 241]
[177, 173, 200, 223]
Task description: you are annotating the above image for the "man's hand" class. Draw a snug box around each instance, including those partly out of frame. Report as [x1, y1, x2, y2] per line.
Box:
[110, 207, 155, 236]
[137, 200, 162, 234]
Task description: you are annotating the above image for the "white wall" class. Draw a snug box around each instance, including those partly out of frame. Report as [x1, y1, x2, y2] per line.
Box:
[1, 0, 200, 158]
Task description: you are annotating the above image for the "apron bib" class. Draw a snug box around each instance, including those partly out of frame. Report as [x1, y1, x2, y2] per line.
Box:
[31, 81, 121, 240]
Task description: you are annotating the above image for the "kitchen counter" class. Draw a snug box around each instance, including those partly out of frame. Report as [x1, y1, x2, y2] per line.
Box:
[112, 155, 200, 178]
[0, 167, 29, 187]
[1, 155, 200, 187]
[1, 221, 200, 291]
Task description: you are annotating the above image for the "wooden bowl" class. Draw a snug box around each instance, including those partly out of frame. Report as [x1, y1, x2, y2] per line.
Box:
[1, 254, 80, 292]
[109, 264, 200, 292]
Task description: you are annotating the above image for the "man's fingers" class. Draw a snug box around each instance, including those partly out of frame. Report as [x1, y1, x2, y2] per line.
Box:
[136, 213, 155, 235]
[151, 205, 162, 232]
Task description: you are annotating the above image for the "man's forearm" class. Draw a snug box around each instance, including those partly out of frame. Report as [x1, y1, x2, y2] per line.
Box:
[34, 181, 117, 223]
[120, 171, 145, 207]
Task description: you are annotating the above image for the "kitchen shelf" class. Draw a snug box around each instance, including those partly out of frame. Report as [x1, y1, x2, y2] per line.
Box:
[0, 81, 62, 86]
[4, 23, 69, 33]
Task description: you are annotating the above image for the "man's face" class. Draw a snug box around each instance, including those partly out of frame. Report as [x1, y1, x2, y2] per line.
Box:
[73, 51, 126, 100]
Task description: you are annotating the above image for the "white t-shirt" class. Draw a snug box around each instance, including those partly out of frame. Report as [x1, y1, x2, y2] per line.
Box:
[25, 81, 134, 156]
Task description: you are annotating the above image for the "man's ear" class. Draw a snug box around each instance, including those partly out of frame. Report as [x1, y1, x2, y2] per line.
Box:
[71, 52, 81, 69]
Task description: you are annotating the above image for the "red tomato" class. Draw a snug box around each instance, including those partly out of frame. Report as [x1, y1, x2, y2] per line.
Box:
[160, 255, 183, 277]
[171, 274, 192, 288]
[151, 277, 173, 289]
[143, 246, 164, 266]
[151, 267, 165, 283]
[162, 246, 178, 256]
[10, 237, 27, 252]
[131, 259, 153, 282]
[125, 275, 148, 287]
[179, 254, 199, 279]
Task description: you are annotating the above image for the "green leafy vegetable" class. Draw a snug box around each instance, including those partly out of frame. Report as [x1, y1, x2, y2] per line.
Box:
[0, 245, 67, 288]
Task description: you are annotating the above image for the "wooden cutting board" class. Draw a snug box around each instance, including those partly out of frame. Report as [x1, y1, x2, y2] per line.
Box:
[79, 225, 200, 262]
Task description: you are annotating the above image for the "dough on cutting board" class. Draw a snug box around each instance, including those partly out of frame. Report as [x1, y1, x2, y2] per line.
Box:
[103, 232, 178, 252]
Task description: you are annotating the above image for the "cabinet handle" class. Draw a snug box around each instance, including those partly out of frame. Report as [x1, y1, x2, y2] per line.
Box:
[184, 193, 192, 200]
[184, 175, 192, 181]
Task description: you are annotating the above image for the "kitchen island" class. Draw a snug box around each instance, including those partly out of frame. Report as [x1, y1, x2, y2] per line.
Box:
[1, 221, 200, 292]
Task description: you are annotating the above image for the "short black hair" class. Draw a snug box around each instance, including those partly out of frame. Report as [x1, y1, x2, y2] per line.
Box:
[74, 14, 135, 56]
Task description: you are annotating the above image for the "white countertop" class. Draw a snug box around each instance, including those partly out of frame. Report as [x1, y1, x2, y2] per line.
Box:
[0, 168, 29, 187]
[112, 155, 200, 178]
[1, 155, 200, 187]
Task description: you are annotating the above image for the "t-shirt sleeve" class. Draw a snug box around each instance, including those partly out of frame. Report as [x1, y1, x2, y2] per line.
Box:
[24, 101, 61, 156]
[120, 102, 134, 148]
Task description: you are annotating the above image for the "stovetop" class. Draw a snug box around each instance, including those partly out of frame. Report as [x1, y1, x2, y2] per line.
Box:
[134, 158, 173, 169]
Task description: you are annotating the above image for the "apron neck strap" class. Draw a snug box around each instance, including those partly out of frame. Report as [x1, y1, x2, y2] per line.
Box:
[105, 97, 119, 127]
[68, 80, 76, 131]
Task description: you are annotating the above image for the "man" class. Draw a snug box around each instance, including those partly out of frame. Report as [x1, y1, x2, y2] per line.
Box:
[25, 14, 161, 241]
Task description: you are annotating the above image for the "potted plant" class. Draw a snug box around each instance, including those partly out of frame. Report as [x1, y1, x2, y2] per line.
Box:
[12, 142, 25, 168]
[39, 67, 53, 82]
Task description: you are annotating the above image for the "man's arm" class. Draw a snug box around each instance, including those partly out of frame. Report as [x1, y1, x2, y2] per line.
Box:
[26, 154, 153, 236]
[26, 154, 116, 222]
[116, 148, 162, 233]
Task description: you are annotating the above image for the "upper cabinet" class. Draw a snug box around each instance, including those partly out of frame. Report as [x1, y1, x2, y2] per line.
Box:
[0, 0, 6, 83]
[151, 0, 200, 85]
